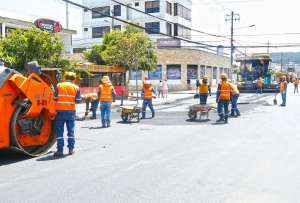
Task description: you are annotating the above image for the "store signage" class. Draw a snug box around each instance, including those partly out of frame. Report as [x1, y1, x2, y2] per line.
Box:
[34, 19, 62, 33]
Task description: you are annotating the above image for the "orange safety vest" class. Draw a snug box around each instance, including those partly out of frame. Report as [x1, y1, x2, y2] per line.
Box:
[199, 84, 209, 94]
[56, 82, 79, 111]
[143, 86, 153, 99]
[99, 84, 113, 102]
[280, 81, 287, 92]
[219, 81, 231, 101]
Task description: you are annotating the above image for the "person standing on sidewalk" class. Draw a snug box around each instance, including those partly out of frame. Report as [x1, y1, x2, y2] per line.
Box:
[256, 77, 264, 94]
[141, 80, 156, 119]
[216, 73, 232, 124]
[54, 71, 81, 157]
[157, 80, 163, 98]
[230, 82, 241, 117]
[293, 77, 299, 94]
[98, 76, 116, 128]
[162, 79, 168, 102]
[279, 75, 288, 107]
[199, 76, 211, 105]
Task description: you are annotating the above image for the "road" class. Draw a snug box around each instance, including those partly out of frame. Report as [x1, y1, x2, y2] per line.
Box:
[0, 89, 299, 203]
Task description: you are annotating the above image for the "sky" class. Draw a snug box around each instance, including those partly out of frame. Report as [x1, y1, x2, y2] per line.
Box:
[0, 0, 300, 53]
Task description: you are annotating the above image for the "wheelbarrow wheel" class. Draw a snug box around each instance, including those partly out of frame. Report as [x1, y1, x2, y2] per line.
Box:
[121, 112, 129, 122]
[188, 110, 197, 120]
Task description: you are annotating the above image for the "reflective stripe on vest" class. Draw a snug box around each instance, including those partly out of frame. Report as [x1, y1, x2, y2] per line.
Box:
[280, 82, 286, 92]
[56, 82, 78, 111]
[219, 82, 231, 100]
[199, 84, 209, 94]
[99, 85, 113, 102]
[144, 86, 153, 99]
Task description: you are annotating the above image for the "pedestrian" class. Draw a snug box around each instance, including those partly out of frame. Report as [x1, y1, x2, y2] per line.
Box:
[98, 76, 116, 128]
[256, 77, 264, 94]
[158, 80, 163, 98]
[54, 71, 81, 157]
[293, 77, 299, 94]
[230, 82, 241, 117]
[85, 94, 98, 119]
[199, 76, 211, 105]
[216, 73, 232, 124]
[279, 75, 288, 107]
[141, 80, 156, 119]
[162, 79, 168, 102]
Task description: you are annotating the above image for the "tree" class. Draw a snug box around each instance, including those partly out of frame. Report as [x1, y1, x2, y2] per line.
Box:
[0, 27, 64, 72]
[101, 26, 157, 71]
[84, 44, 106, 65]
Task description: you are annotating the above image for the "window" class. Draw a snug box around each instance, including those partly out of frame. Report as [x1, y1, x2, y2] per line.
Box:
[92, 26, 110, 38]
[84, 28, 88, 32]
[92, 6, 110, 18]
[148, 65, 162, 80]
[145, 1, 160, 13]
[200, 65, 206, 78]
[129, 70, 142, 80]
[213, 67, 218, 79]
[145, 22, 160, 34]
[167, 64, 181, 80]
[166, 22, 172, 35]
[113, 5, 121, 16]
[187, 65, 198, 80]
[0, 24, 2, 38]
[166, 1, 172, 15]
[174, 3, 191, 21]
[174, 24, 191, 39]
[135, 2, 140, 7]
[5, 27, 15, 37]
[113, 25, 122, 30]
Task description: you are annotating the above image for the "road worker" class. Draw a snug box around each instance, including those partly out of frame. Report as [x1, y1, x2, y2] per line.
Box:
[256, 77, 264, 94]
[54, 71, 81, 157]
[141, 80, 156, 119]
[216, 73, 232, 124]
[279, 75, 288, 107]
[84, 93, 98, 119]
[199, 76, 211, 105]
[98, 76, 116, 128]
[293, 77, 299, 94]
[230, 82, 241, 117]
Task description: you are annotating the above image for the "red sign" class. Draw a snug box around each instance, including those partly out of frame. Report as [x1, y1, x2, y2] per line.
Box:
[34, 19, 62, 33]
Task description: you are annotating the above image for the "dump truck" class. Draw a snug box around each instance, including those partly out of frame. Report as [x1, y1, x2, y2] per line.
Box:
[0, 62, 57, 156]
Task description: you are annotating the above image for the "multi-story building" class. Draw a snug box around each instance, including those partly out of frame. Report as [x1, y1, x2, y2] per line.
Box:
[73, 0, 192, 50]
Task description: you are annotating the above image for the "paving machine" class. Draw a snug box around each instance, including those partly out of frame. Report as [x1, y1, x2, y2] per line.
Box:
[0, 62, 57, 156]
[236, 54, 279, 93]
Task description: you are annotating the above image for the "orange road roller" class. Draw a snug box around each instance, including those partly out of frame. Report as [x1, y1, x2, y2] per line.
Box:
[0, 62, 57, 156]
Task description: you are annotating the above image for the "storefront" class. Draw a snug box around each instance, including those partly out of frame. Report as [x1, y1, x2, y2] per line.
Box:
[77, 64, 128, 97]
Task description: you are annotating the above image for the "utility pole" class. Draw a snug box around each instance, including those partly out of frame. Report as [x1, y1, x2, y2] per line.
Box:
[267, 41, 270, 54]
[226, 11, 240, 70]
[66, 1, 69, 29]
[280, 52, 283, 72]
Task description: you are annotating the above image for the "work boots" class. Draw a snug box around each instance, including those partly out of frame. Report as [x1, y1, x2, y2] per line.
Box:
[216, 115, 224, 123]
[53, 151, 64, 158]
[69, 149, 75, 155]
[224, 116, 229, 124]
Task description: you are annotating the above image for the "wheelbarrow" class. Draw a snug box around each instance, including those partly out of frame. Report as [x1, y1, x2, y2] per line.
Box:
[120, 105, 142, 122]
[188, 104, 216, 121]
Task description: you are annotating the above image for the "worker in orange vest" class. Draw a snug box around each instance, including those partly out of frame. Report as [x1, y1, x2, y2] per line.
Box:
[54, 71, 81, 157]
[279, 75, 288, 107]
[199, 76, 211, 105]
[98, 76, 116, 128]
[256, 77, 264, 94]
[230, 82, 241, 117]
[216, 73, 232, 123]
[141, 80, 156, 119]
[293, 77, 299, 94]
[84, 93, 98, 119]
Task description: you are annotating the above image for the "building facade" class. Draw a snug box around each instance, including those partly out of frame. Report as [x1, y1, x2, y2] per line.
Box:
[0, 16, 76, 56]
[73, 0, 192, 50]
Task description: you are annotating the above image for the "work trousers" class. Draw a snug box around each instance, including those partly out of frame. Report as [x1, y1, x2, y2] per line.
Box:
[142, 99, 155, 118]
[294, 85, 298, 93]
[256, 86, 263, 94]
[55, 111, 76, 152]
[100, 101, 112, 126]
[199, 94, 208, 105]
[281, 91, 287, 106]
[231, 94, 240, 116]
[217, 100, 230, 118]
[86, 100, 99, 118]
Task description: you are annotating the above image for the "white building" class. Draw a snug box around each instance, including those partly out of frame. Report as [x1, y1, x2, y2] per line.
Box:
[0, 16, 76, 56]
[73, 0, 192, 51]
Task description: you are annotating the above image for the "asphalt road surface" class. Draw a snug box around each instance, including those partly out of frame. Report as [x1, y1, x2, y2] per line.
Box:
[0, 91, 299, 203]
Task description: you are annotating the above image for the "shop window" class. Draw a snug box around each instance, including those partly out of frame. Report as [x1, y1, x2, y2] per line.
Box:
[92, 26, 110, 38]
[145, 22, 160, 34]
[167, 64, 181, 80]
[148, 65, 162, 80]
[145, 1, 160, 13]
[187, 65, 198, 80]
[92, 6, 110, 18]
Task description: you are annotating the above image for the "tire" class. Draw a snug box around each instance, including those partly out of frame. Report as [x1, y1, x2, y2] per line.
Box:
[10, 105, 56, 157]
[121, 112, 129, 122]
[188, 110, 197, 120]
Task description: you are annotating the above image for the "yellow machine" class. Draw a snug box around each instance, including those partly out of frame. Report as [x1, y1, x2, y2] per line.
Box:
[0, 62, 57, 156]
